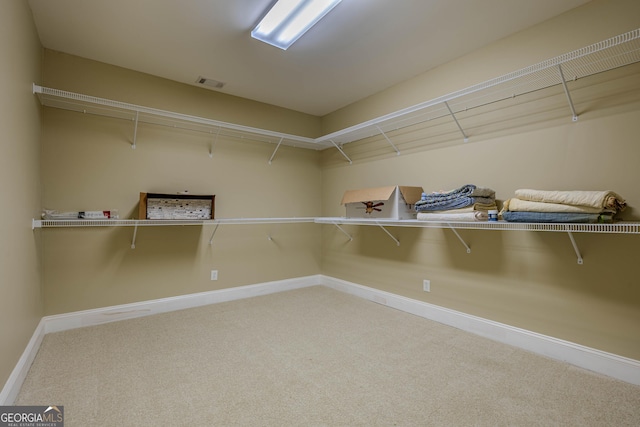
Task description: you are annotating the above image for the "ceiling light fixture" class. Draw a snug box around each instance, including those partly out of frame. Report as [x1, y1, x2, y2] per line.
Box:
[252, 0, 342, 50]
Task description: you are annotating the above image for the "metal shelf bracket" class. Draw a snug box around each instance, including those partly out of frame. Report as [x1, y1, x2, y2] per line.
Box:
[567, 231, 583, 264]
[376, 126, 400, 156]
[208, 223, 220, 245]
[376, 222, 400, 246]
[444, 101, 470, 143]
[132, 111, 139, 149]
[332, 222, 353, 241]
[267, 223, 280, 241]
[558, 64, 579, 122]
[131, 222, 139, 249]
[329, 139, 353, 164]
[209, 127, 220, 158]
[447, 224, 471, 254]
[268, 137, 283, 165]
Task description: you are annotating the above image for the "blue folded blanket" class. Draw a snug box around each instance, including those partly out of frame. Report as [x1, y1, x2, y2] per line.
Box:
[415, 184, 496, 212]
[415, 196, 494, 211]
[502, 211, 613, 223]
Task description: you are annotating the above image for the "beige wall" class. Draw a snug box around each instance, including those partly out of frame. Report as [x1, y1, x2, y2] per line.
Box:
[43, 50, 323, 139]
[40, 53, 324, 315]
[320, 0, 640, 359]
[0, 1, 43, 388]
[5, 0, 639, 391]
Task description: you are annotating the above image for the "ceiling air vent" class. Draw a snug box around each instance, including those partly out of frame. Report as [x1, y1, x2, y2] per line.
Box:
[196, 76, 226, 89]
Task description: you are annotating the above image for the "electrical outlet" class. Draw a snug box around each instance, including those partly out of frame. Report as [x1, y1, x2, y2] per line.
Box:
[423, 279, 430, 292]
[210, 270, 218, 280]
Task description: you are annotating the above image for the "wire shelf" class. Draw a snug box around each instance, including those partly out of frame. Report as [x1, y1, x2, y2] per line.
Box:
[33, 86, 325, 150]
[317, 28, 640, 146]
[314, 218, 640, 234]
[32, 217, 316, 229]
[33, 29, 640, 152]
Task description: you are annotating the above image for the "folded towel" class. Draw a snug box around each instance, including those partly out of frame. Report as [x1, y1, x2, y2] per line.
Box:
[416, 196, 496, 211]
[417, 184, 477, 203]
[420, 203, 498, 215]
[416, 184, 495, 202]
[417, 211, 488, 221]
[470, 187, 496, 198]
[514, 189, 626, 212]
[502, 198, 607, 214]
[502, 211, 614, 223]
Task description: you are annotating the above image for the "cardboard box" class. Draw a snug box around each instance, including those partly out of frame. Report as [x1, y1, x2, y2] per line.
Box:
[341, 186, 423, 219]
[139, 193, 215, 220]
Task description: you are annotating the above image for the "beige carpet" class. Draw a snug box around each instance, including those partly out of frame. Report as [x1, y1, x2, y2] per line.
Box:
[16, 285, 640, 426]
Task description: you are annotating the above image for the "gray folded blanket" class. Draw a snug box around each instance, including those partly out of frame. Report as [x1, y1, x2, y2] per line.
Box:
[415, 184, 495, 212]
[502, 211, 614, 223]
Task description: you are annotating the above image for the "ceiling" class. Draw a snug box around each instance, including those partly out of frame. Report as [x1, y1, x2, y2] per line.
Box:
[27, 0, 591, 117]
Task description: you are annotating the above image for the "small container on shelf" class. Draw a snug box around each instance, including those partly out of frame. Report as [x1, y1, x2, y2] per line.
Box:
[139, 192, 215, 220]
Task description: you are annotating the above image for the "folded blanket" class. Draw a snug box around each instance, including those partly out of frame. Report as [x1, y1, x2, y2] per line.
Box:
[502, 198, 606, 214]
[416, 196, 496, 211]
[502, 211, 614, 223]
[471, 187, 496, 198]
[416, 184, 495, 202]
[514, 189, 626, 212]
[417, 211, 488, 221]
[424, 203, 498, 215]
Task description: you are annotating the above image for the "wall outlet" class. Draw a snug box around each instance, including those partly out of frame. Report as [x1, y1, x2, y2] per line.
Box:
[210, 270, 218, 280]
[423, 279, 430, 292]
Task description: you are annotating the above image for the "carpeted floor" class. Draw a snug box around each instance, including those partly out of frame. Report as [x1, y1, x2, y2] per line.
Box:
[16, 285, 640, 426]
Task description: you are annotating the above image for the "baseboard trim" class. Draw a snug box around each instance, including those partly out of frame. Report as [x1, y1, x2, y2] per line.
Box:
[0, 320, 46, 405]
[0, 275, 322, 404]
[3, 273, 638, 404]
[43, 275, 322, 334]
[319, 275, 640, 386]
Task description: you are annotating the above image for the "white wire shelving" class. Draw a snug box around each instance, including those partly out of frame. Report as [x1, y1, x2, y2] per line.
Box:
[32, 217, 316, 249]
[317, 28, 640, 150]
[31, 217, 316, 228]
[33, 29, 640, 162]
[313, 217, 640, 233]
[315, 217, 640, 264]
[31, 29, 640, 258]
[33, 217, 639, 263]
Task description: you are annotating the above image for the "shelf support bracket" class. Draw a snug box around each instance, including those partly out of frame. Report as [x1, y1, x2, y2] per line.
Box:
[567, 231, 583, 265]
[557, 64, 578, 122]
[329, 139, 353, 164]
[131, 222, 139, 249]
[375, 126, 400, 156]
[208, 223, 220, 245]
[447, 224, 471, 254]
[444, 101, 469, 142]
[209, 127, 220, 158]
[132, 111, 139, 149]
[268, 137, 283, 165]
[267, 224, 279, 241]
[332, 222, 353, 241]
[376, 222, 400, 246]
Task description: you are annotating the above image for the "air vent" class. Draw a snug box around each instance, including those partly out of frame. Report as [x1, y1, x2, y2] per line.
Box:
[196, 76, 226, 89]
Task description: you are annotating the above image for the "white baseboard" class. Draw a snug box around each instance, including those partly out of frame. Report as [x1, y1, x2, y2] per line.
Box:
[42, 275, 322, 334]
[0, 275, 321, 404]
[319, 275, 640, 386]
[0, 320, 46, 405]
[3, 273, 639, 404]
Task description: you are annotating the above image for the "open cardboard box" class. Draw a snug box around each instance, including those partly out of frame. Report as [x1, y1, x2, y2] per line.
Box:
[341, 186, 423, 219]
